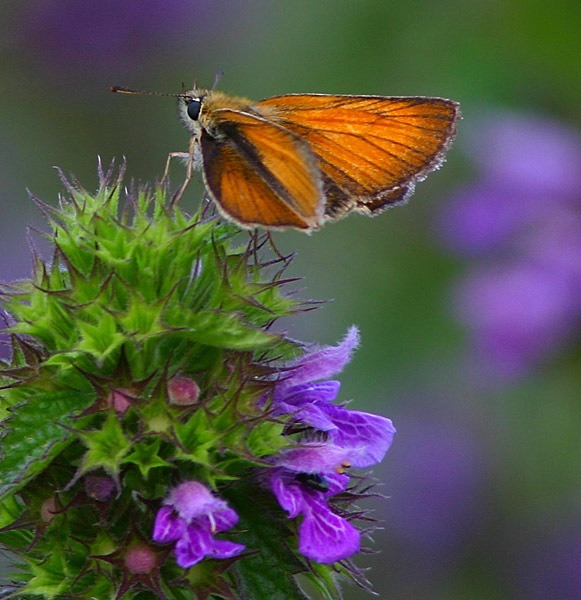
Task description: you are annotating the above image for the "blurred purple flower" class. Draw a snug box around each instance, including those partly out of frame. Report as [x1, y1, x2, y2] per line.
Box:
[512, 508, 581, 600]
[152, 481, 244, 568]
[456, 262, 579, 377]
[16, 0, 209, 75]
[438, 111, 581, 378]
[472, 112, 581, 199]
[441, 182, 545, 255]
[380, 396, 483, 578]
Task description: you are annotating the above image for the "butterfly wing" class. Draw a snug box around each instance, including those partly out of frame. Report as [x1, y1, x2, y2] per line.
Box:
[200, 108, 325, 229]
[255, 94, 459, 219]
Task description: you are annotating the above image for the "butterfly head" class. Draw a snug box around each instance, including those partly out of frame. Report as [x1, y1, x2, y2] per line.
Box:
[178, 71, 225, 135]
[178, 89, 209, 135]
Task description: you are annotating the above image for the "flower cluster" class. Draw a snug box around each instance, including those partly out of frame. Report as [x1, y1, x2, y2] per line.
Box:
[266, 326, 395, 563]
[153, 327, 395, 568]
[438, 111, 581, 378]
[0, 165, 395, 600]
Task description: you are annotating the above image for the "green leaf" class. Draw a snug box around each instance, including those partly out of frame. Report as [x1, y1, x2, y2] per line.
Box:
[0, 390, 94, 499]
[173, 410, 215, 466]
[20, 551, 71, 598]
[116, 291, 168, 340]
[0, 494, 24, 528]
[245, 421, 287, 458]
[75, 312, 127, 361]
[77, 412, 132, 478]
[123, 438, 172, 478]
[163, 305, 280, 350]
[226, 485, 310, 600]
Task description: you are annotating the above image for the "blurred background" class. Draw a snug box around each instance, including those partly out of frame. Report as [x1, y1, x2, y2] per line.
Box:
[1, 1, 581, 598]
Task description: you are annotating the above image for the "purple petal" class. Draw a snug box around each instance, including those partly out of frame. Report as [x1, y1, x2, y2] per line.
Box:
[293, 403, 338, 432]
[272, 381, 341, 431]
[322, 472, 351, 498]
[174, 525, 210, 567]
[324, 405, 396, 468]
[276, 381, 341, 407]
[279, 327, 359, 391]
[276, 443, 351, 474]
[275, 400, 338, 433]
[298, 496, 360, 563]
[174, 524, 244, 568]
[152, 506, 184, 543]
[270, 469, 306, 518]
[270, 469, 360, 563]
[207, 538, 246, 560]
[166, 481, 229, 522]
[270, 469, 359, 563]
[212, 507, 240, 532]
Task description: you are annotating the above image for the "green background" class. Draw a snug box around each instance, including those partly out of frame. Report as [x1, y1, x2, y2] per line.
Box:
[2, 2, 580, 598]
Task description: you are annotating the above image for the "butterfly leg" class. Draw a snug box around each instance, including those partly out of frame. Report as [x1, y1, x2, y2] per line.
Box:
[166, 134, 198, 207]
[161, 151, 189, 186]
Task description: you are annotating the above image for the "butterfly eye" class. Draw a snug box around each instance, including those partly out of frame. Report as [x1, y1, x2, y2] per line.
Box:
[186, 99, 202, 121]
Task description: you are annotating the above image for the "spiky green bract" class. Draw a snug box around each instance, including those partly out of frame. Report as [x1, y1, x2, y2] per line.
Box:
[0, 163, 352, 600]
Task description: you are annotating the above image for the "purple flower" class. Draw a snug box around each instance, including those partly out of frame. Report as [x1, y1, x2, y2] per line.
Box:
[269, 466, 359, 564]
[438, 111, 581, 378]
[152, 481, 244, 568]
[272, 326, 395, 468]
[266, 328, 396, 563]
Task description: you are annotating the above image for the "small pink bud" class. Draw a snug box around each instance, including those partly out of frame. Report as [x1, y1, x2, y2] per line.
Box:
[124, 544, 157, 574]
[40, 497, 58, 523]
[168, 376, 200, 406]
[84, 475, 116, 502]
[106, 387, 134, 414]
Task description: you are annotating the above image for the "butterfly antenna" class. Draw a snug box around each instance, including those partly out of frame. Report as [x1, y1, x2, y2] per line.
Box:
[212, 70, 224, 90]
[110, 85, 187, 98]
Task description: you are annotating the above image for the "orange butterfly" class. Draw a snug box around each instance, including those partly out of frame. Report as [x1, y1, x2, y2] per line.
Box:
[111, 79, 459, 232]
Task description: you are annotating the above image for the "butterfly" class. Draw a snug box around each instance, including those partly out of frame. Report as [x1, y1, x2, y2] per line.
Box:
[111, 77, 459, 232]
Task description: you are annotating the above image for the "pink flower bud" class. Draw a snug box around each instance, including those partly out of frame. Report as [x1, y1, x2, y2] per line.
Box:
[40, 497, 58, 523]
[124, 544, 157, 574]
[106, 387, 134, 414]
[85, 475, 116, 502]
[168, 376, 200, 406]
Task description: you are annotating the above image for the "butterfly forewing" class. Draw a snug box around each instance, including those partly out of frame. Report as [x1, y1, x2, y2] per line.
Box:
[256, 94, 459, 217]
[201, 108, 324, 229]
